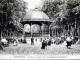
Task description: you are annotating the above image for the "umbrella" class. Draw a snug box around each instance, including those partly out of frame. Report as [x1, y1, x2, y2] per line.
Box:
[1, 38, 8, 43]
[61, 35, 65, 37]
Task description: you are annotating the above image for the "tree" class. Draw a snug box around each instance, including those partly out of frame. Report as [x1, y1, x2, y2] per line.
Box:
[0, 0, 27, 38]
[42, 0, 64, 19]
[42, 0, 80, 37]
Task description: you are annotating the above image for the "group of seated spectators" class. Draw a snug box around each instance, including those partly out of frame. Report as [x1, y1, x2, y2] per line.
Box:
[54, 35, 78, 45]
[41, 35, 78, 49]
[0, 37, 19, 50]
[0, 37, 9, 50]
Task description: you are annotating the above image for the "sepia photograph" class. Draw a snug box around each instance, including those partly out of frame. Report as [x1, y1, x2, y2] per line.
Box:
[0, 0, 80, 59]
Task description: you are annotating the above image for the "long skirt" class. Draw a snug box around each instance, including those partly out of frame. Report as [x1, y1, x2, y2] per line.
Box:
[66, 41, 72, 46]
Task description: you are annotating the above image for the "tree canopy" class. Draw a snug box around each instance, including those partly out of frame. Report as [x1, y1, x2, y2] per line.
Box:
[42, 0, 80, 26]
[0, 0, 27, 37]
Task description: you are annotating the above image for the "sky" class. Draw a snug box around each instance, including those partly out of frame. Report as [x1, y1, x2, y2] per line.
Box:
[23, 0, 42, 10]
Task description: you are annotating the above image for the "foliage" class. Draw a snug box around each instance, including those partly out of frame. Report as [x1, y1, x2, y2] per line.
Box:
[42, 0, 80, 26]
[0, 0, 27, 37]
[42, 0, 64, 19]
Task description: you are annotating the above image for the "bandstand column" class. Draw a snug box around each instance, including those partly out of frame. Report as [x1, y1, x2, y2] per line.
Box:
[22, 24, 25, 39]
[30, 23, 32, 37]
[23, 29, 25, 37]
[40, 24, 41, 37]
[41, 23, 43, 38]
[49, 25, 50, 39]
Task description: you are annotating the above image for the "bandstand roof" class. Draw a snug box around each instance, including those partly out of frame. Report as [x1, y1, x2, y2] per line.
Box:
[20, 10, 52, 23]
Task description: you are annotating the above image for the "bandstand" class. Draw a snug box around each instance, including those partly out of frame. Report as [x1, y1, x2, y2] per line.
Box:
[20, 10, 52, 38]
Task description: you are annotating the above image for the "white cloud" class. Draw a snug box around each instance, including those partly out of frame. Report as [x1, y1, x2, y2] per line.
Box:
[23, 0, 42, 9]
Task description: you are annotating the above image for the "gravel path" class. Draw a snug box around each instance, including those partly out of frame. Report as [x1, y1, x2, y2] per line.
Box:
[0, 42, 80, 55]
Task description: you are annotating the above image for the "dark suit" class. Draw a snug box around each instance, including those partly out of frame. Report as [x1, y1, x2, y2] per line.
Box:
[31, 37, 34, 45]
[41, 41, 46, 49]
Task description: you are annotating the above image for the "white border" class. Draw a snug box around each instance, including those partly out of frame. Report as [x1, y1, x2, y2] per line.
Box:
[0, 55, 80, 59]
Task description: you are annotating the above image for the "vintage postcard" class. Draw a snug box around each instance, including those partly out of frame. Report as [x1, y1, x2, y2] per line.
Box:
[0, 0, 80, 59]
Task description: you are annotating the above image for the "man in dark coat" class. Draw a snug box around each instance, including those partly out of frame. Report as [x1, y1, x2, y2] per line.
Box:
[41, 40, 46, 49]
[48, 39, 51, 46]
[31, 37, 34, 45]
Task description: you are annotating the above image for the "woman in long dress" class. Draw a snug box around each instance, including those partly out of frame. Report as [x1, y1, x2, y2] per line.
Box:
[66, 36, 72, 48]
[41, 40, 46, 49]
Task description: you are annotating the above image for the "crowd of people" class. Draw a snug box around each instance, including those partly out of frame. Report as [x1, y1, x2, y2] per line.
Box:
[41, 35, 78, 49]
[0, 35, 79, 51]
[41, 38, 52, 49]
